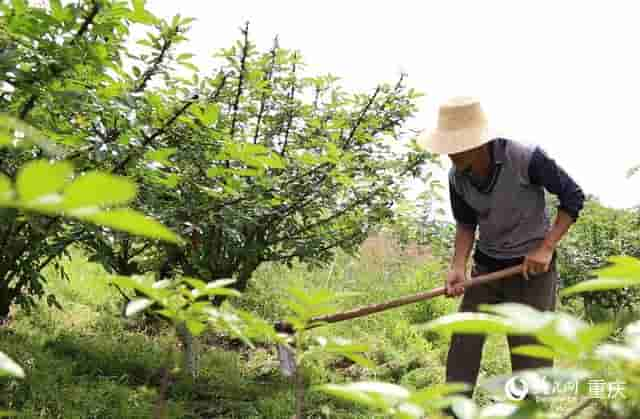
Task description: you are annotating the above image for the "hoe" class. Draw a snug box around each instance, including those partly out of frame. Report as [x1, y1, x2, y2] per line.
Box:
[274, 264, 525, 375]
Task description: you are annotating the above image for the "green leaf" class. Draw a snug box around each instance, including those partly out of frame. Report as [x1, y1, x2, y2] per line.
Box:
[510, 344, 555, 360]
[185, 319, 207, 336]
[0, 114, 56, 150]
[418, 312, 517, 335]
[0, 129, 10, 146]
[624, 320, 640, 350]
[325, 142, 340, 162]
[50, 0, 66, 21]
[206, 167, 225, 178]
[298, 152, 324, 165]
[594, 344, 639, 362]
[342, 353, 376, 369]
[316, 336, 369, 353]
[316, 384, 380, 410]
[183, 278, 207, 291]
[113, 277, 169, 306]
[152, 279, 174, 289]
[129, 0, 157, 24]
[561, 256, 640, 297]
[479, 303, 555, 332]
[158, 173, 180, 188]
[206, 279, 236, 289]
[111, 276, 152, 295]
[577, 322, 614, 350]
[191, 103, 220, 125]
[285, 300, 310, 321]
[132, 0, 146, 12]
[171, 13, 181, 28]
[315, 338, 375, 367]
[0, 351, 24, 378]
[0, 175, 12, 203]
[79, 209, 183, 244]
[177, 53, 194, 61]
[478, 403, 519, 418]
[593, 255, 640, 279]
[230, 168, 260, 177]
[535, 316, 584, 357]
[257, 154, 286, 169]
[130, 11, 156, 24]
[215, 142, 286, 169]
[146, 93, 163, 108]
[156, 309, 177, 320]
[450, 398, 477, 419]
[179, 62, 199, 72]
[316, 381, 410, 412]
[16, 161, 73, 203]
[10, 0, 27, 14]
[198, 104, 219, 125]
[207, 308, 255, 349]
[184, 279, 240, 298]
[63, 172, 137, 211]
[561, 278, 640, 296]
[125, 298, 154, 317]
[200, 287, 242, 298]
[145, 148, 177, 165]
[409, 383, 471, 405]
[288, 287, 338, 308]
[395, 403, 425, 419]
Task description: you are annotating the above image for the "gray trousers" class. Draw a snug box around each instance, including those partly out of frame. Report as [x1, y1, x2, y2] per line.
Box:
[445, 260, 558, 398]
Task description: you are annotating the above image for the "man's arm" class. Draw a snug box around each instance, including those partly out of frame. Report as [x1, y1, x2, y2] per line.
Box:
[542, 209, 575, 250]
[525, 147, 585, 275]
[447, 223, 476, 296]
[525, 209, 574, 276]
[447, 180, 478, 295]
[451, 223, 476, 272]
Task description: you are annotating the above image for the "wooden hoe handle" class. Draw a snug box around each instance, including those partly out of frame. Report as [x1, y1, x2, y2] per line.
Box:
[275, 264, 525, 334]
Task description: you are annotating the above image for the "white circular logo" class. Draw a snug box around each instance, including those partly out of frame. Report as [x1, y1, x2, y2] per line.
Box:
[505, 376, 529, 401]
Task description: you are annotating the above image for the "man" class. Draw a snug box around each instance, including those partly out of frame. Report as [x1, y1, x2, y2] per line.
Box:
[417, 97, 585, 405]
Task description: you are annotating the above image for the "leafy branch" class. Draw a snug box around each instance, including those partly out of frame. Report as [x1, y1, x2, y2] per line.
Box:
[18, 1, 101, 119]
[253, 36, 279, 145]
[280, 53, 297, 157]
[229, 21, 250, 143]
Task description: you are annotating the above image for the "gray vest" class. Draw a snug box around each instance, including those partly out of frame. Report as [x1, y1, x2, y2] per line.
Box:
[449, 139, 550, 259]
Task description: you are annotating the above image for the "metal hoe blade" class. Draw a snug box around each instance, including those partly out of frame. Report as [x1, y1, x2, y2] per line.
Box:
[277, 343, 297, 377]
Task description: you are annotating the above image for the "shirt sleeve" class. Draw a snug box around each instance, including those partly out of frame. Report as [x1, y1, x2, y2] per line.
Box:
[528, 147, 585, 220]
[449, 181, 478, 228]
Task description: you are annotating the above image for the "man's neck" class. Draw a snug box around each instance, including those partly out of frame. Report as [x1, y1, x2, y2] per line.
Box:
[470, 143, 492, 178]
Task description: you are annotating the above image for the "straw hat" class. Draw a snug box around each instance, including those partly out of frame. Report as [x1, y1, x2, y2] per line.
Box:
[417, 96, 498, 155]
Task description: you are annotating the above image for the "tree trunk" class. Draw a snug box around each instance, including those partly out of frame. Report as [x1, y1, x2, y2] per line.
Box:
[293, 367, 305, 419]
[176, 321, 199, 378]
[234, 257, 261, 292]
[0, 282, 11, 323]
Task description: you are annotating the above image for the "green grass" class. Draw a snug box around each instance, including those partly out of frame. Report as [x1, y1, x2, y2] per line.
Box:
[0, 243, 602, 418]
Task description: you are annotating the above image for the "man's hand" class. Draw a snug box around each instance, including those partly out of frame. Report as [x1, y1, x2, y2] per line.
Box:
[523, 242, 554, 279]
[522, 210, 574, 279]
[445, 269, 467, 297]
